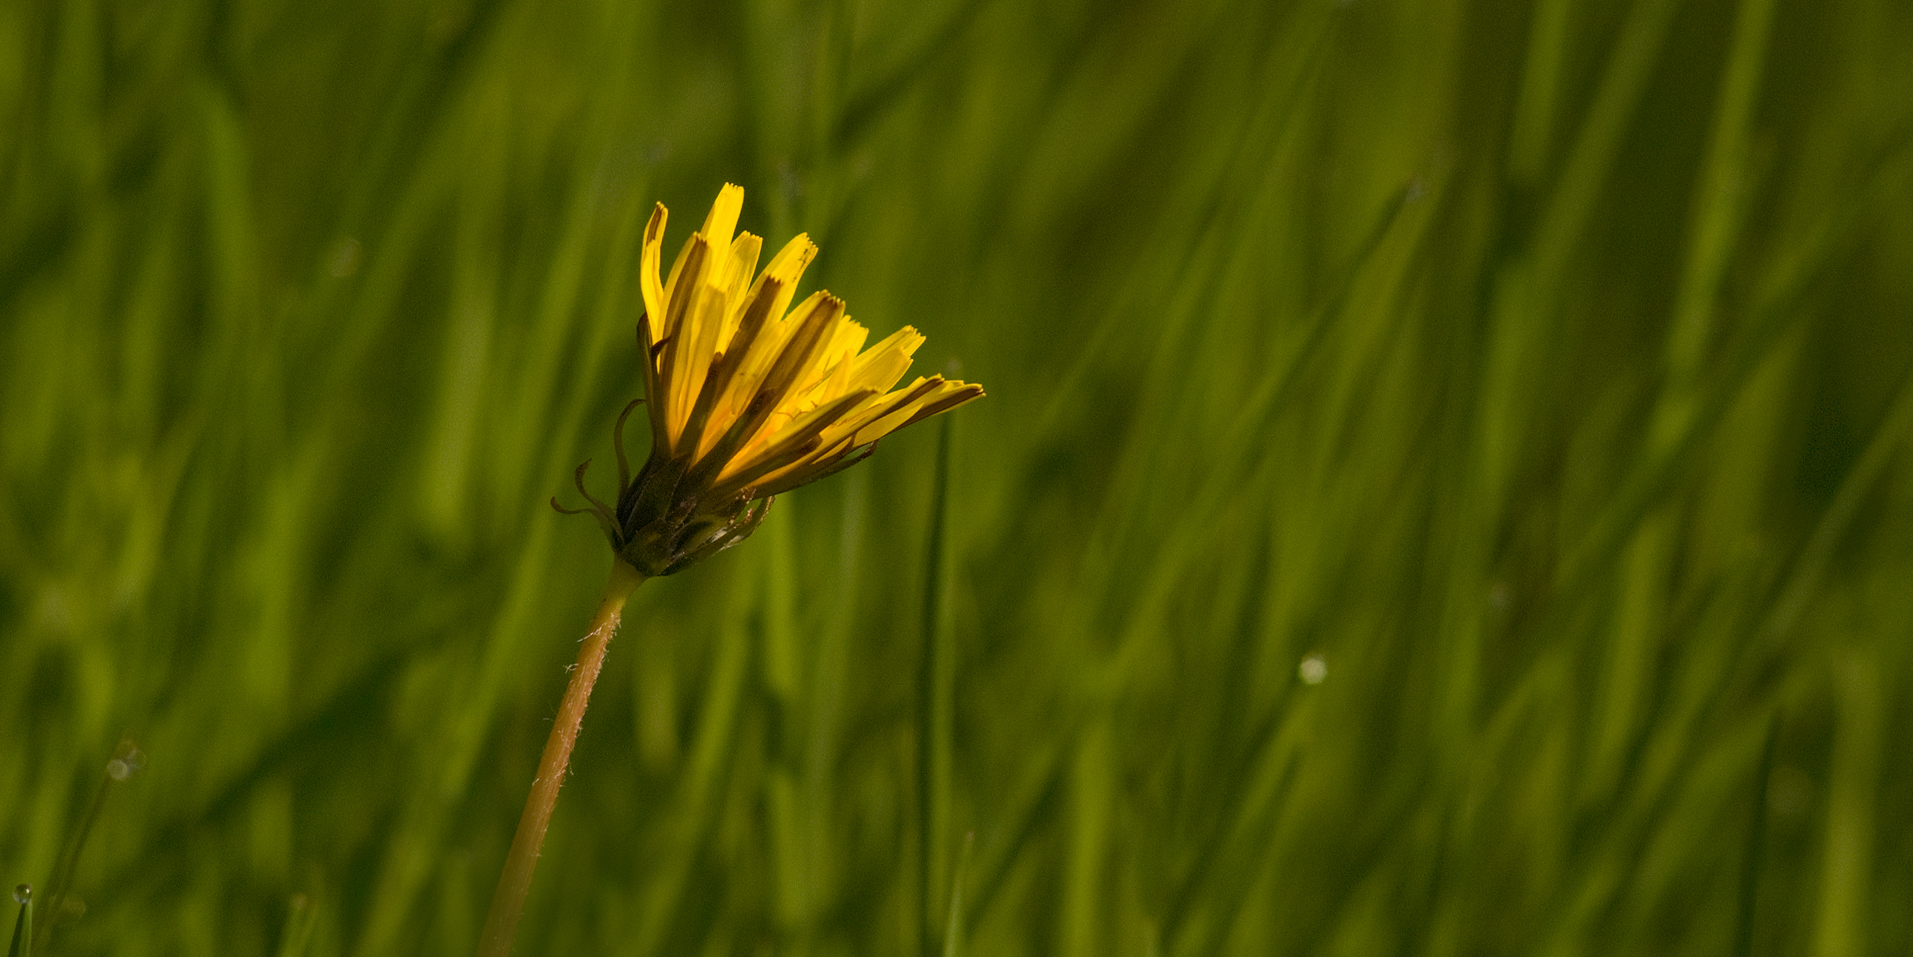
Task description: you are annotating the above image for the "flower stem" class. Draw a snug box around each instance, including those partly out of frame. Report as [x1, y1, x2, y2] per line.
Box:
[477, 559, 647, 957]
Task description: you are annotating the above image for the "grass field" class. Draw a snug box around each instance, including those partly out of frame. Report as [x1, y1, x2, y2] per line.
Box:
[4, 0, 1913, 954]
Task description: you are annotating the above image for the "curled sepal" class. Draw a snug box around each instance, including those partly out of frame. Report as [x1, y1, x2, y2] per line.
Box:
[552, 460, 624, 548]
[612, 399, 645, 494]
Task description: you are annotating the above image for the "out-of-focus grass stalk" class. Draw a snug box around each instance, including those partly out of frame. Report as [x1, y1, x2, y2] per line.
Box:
[941, 831, 974, 957]
[1815, 650, 1881, 957]
[919, 419, 958, 957]
[1733, 721, 1778, 957]
[1061, 723, 1111, 957]
[629, 560, 757, 957]
[273, 894, 315, 957]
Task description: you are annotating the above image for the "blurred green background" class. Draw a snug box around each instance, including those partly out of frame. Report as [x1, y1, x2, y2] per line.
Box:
[4, 0, 1912, 953]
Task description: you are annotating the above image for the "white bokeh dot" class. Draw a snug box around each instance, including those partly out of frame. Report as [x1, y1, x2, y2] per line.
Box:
[1298, 653, 1327, 685]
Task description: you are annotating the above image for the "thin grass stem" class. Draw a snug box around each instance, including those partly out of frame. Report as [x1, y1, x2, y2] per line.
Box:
[8, 885, 30, 957]
[34, 738, 143, 952]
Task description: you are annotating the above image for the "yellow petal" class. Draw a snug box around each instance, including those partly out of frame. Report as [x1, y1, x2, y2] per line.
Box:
[694, 273, 806, 457]
[719, 288, 829, 432]
[719, 235, 818, 413]
[699, 184, 745, 286]
[851, 379, 958, 444]
[717, 232, 763, 353]
[653, 235, 713, 449]
[658, 233, 709, 345]
[727, 292, 845, 459]
[670, 282, 730, 441]
[774, 300, 856, 413]
[844, 327, 925, 395]
[760, 232, 817, 287]
[639, 203, 668, 345]
[721, 388, 877, 485]
[817, 376, 971, 450]
[810, 320, 872, 404]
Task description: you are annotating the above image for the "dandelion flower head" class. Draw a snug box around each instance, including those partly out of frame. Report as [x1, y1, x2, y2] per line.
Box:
[557, 184, 984, 576]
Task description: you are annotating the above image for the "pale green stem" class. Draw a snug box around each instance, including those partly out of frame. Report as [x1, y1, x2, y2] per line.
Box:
[477, 559, 646, 957]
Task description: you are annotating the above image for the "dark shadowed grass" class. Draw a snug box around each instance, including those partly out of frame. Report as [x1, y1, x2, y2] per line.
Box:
[4, 0, 1913, 954]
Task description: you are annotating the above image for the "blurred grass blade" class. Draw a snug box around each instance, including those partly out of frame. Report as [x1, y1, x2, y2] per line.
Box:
[1734, 718, 1779, 957]
[1816, 651, 1882, 957]
[1761, 364, 1913, 646]
[919, 417, 957, 957]
[941, 831, 974, 957]
[633, 567, 757, 957]
[273, 894, 315, 957]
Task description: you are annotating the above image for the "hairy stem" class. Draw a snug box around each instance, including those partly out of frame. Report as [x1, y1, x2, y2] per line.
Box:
[477, 559, 646, 957]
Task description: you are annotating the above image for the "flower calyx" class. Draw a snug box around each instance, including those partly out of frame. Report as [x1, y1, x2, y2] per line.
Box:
[553, 399, 776, 577]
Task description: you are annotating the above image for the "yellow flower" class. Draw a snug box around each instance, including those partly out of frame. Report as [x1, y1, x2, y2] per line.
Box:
[557, 184, 985, 576]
